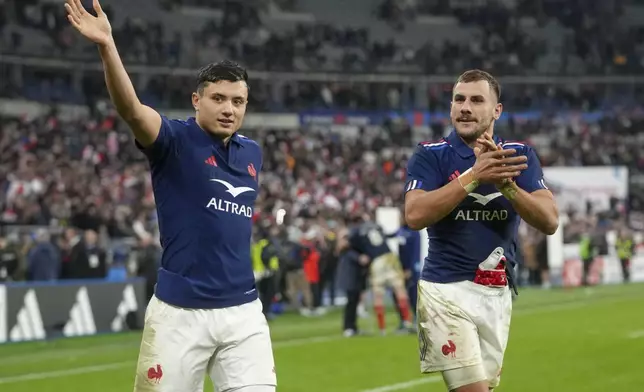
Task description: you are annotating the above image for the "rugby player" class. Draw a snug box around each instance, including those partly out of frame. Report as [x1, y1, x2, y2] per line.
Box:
[64, 1, 276, 391]
[339, 216, 414, 335]
[404, 70, 559, 392]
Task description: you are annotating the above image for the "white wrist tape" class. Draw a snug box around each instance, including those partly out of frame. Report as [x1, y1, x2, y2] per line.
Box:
[457, 168, 479, 193]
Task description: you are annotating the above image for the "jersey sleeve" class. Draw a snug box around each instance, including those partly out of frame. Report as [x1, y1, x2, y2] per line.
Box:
[135, 115, 181, 163]
[404, 145, 443, 194]
[515, 147, 549, 193]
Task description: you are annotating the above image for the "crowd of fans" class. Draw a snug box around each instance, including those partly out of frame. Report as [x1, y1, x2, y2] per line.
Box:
[379, 0, 643, 75]
[2, 0, 643, 85]
[2, 0, 644, 111]
[0, 0, 643, 310]
[1, 105, 641, 287]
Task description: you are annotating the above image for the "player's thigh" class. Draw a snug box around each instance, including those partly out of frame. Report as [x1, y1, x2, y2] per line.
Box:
[209, 299, 276, 392]
[386, 270, 407, 298]
[369, 260, 387, 299]
[476, 288, 512, 389]
[384, 254, 407, 296]
[369, 257, 387, 284]
[134, 296, 214, 392]
[417, 281, 482, 373]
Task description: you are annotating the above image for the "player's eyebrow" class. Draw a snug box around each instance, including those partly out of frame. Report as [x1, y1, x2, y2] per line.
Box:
[453, 93, 485, 101]
[211, 92, 247, 101]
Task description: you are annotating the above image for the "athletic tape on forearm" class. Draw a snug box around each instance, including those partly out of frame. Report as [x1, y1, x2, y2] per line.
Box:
[457, 168, 479, 194]
[498, 182, 518, 200]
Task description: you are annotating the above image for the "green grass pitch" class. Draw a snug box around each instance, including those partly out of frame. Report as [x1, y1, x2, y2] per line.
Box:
[1, 283, 643, 391]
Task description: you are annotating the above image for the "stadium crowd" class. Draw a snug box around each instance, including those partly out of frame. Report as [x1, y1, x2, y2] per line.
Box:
[378, 0, 642, 75]
[4, 0, 643, 75]
[1, 0, 643, 316]
[1, 106, 641, 295]
[2, 0, 644, 109]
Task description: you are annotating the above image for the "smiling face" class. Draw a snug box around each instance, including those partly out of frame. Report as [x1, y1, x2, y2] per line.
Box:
[450, 70, 503, 144]
[190, 60, 250, 141]
[192, 80, 248, 139]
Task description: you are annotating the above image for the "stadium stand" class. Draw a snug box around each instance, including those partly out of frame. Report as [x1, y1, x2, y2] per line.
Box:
[1, 0, 643, 300]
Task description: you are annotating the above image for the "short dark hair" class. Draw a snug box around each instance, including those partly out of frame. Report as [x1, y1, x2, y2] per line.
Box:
[454, 69, 501, 102]
[196, 60, 249, 94]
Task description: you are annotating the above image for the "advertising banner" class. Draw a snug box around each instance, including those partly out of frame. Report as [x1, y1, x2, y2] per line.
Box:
[543, 166, 628, 217]
[0, 279, 146, 344]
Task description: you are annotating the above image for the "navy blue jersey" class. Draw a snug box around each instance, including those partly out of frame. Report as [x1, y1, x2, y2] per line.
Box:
[405, 130, 547, 284]
[397, 225, 421, 278]
[348, 222, 391, 260]
[137, 116, 261, 309]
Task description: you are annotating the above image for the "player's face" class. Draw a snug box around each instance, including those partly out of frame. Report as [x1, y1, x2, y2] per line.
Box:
[450, 80, 502, 143]
[192, 80, 248, 139]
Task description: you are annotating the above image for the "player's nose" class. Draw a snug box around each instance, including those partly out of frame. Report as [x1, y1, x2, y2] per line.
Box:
[221, 102, 233, 116]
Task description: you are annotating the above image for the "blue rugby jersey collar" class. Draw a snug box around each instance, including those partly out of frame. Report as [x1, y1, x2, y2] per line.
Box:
[447, 129, 501, 159]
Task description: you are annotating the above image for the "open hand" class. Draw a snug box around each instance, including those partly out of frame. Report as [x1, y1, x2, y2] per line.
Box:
[65, 0, 112, 46]
[472, 147, 527, 184]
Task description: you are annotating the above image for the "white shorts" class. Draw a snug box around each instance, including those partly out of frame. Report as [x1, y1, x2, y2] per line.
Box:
[133, 296, 276, 392]
[370, 253, 406, 295]
[417, 280, 512, 389]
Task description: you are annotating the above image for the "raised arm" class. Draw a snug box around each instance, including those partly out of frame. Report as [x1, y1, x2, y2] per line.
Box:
[65, 0, 161, 147]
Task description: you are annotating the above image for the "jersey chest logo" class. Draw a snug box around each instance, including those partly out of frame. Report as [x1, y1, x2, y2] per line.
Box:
[468, 192, 503, 206]
[209, 179, 255, 198]
[454, 190, 511, 222]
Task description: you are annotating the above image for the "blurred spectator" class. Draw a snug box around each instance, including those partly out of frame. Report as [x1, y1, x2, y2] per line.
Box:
[280, 232, 314, 316]
[66, 229, 107, 280]
[137, 236, 161, 302]
[26, 228, 60, 281]
[0, 234, 20, 281]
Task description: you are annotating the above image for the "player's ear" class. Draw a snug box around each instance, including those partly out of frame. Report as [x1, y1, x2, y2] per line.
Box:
[494, 102, 503, 120]
[191, 92, 200, 111]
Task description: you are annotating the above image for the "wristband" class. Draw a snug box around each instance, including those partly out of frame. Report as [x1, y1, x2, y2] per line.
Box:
[498, 182, 518, 200]
[457, 168, 479, 193]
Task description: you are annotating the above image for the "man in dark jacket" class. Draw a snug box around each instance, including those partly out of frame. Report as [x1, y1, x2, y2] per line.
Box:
[27, 229, 60, 281]
[337, 246, 369, 337]
[68, 229, 107, 279]
[137, 237, 161, 302]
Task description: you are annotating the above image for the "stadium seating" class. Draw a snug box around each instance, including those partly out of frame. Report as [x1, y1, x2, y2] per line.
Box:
[0, 0, 643, 284]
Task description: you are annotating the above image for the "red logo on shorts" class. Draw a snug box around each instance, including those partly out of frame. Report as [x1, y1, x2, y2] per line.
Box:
[442, 340, 456, 358]
[147, 364, 163, 383]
